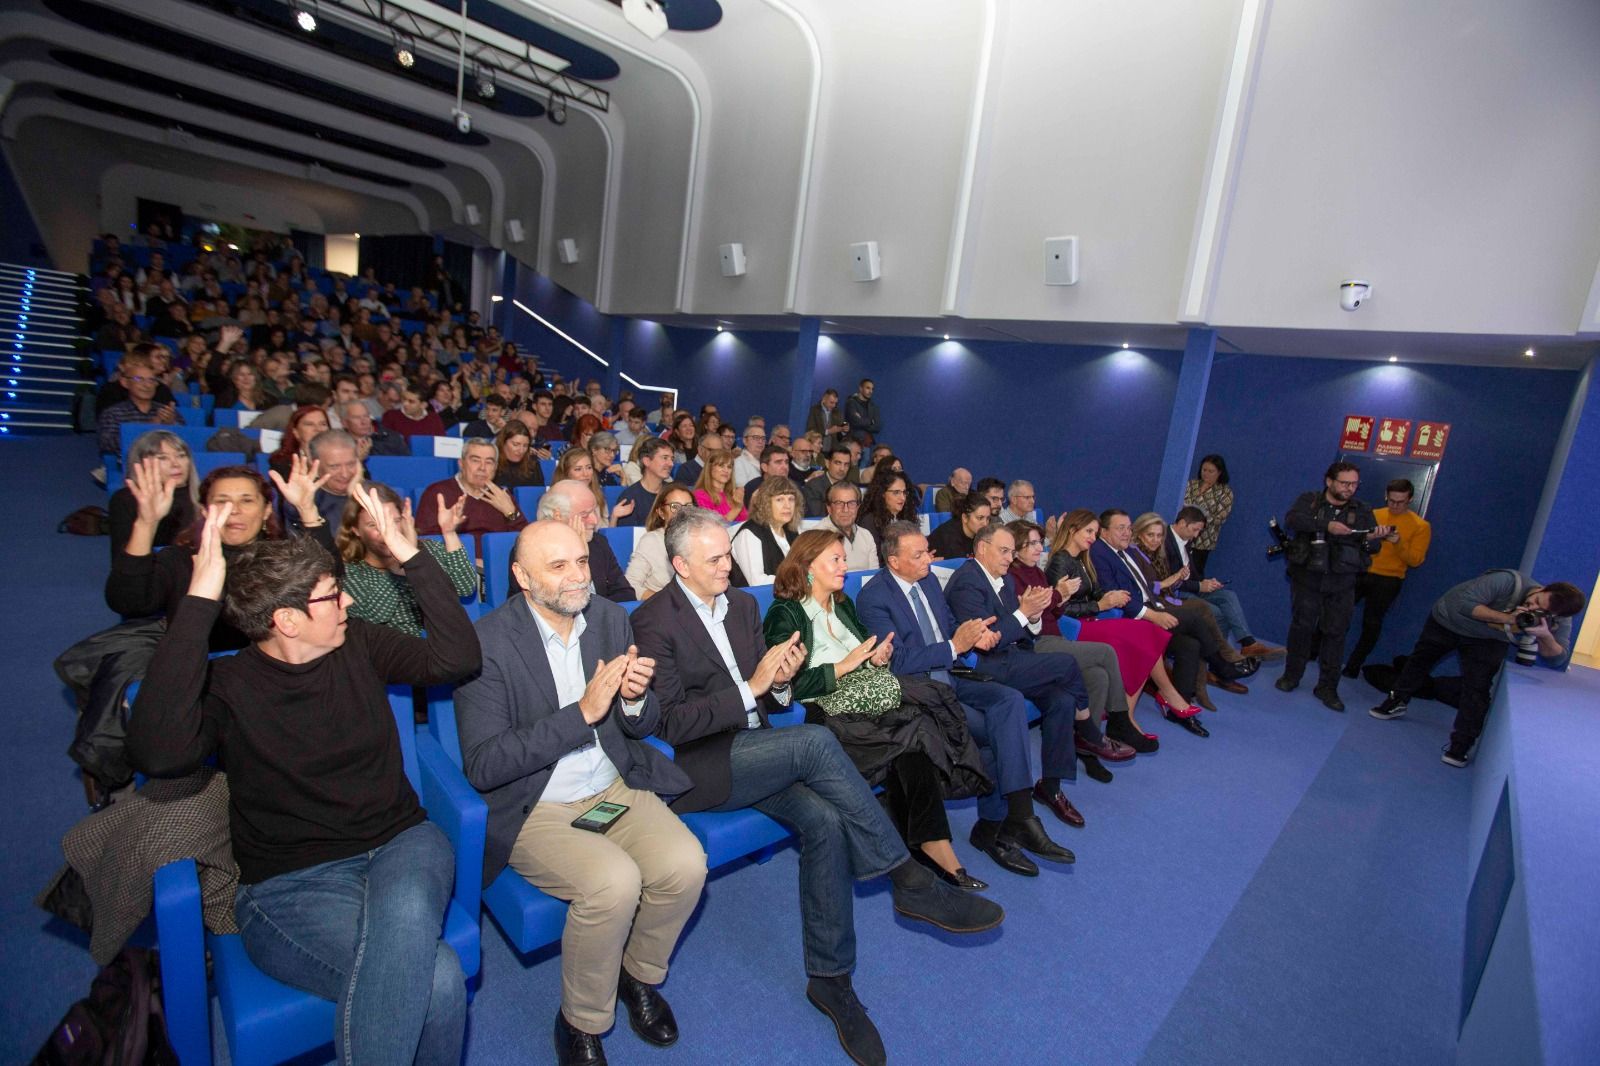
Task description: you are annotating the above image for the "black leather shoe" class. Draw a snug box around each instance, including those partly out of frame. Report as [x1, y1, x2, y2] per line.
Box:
[1079, 753, 1114, 783]
[807, 976, 886, 1066]
[617, 969, 678, 1047]
[1313, 686, 1346, 713]
[912, 850, 989, 891]
[968, 821, 1039, 877]
[1274, 675, 1299, 693]
[1236, 655, 1262, 677]
[1164, 708, 1210, 737]
[554, 1010, 607, 1066]
[999, 814, 1076, 864]
[891, 866, 1004, 932]
[1106, 715, 1159, 753]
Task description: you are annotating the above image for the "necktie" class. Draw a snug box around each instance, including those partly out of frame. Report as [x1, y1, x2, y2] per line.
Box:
[1119, 550, 1154, 604]
[910, 586, 953, 686]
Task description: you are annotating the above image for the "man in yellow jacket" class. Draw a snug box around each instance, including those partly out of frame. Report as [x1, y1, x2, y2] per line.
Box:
[1344, 478, 1432, 677]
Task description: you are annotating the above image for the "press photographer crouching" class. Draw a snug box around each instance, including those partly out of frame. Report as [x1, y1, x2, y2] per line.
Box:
[1370, 571, 1585, 767]
[1275, 461, 1393, 711]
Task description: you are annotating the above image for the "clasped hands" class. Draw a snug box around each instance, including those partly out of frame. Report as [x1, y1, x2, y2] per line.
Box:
[579, 646, 657, 724]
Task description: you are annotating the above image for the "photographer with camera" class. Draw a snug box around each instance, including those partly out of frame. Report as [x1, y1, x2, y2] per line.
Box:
[1275, 462, 1393, 711]
[1370, 571, 1585, 766]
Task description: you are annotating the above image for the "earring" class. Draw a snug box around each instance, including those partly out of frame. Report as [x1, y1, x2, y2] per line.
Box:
[806, 572, 813, 586]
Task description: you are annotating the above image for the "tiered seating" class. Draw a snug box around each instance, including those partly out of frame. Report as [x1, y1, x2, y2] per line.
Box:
[0, 263, 89, 433]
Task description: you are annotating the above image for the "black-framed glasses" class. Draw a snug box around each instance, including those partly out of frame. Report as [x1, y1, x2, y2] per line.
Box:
[306, 585, 343, 608]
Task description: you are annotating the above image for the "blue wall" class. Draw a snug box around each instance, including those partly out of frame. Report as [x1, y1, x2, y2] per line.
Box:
[622, 322, 798, 427]
[1530, 357, 1600, 657]
[1194, 354, 1579, 656]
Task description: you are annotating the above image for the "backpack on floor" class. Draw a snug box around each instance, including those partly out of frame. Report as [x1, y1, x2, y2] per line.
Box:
[59, 507, 111, 537]
[32, 947, 178, 1066]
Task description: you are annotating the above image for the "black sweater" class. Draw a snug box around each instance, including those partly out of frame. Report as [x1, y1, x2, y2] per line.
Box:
[126, 550, 481, 884]
[108, 488, 196, 561]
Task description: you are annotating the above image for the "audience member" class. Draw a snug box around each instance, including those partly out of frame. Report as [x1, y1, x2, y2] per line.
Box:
[1162, 507, 1283, 661]
[858, 468, 919, 542]
[612, 405, 648, 452]
[128, 494, 478, 1066]
[493, 423, 544, 488]
[1181, 454, 1233, 578]
[733, 423, 766, 487]
[974, 478, 1006, 521]
[279, 430, 361, 533]
[342, 399, 408, 457]
[415, 439, 528, 538]
[629, 510, 1001, 1066]
[381, 383, 446, 440]
[668, 414, 699, 465]
[615, 438, 675, 527]
[624, 483, 696, 600]
[692, 450, 746, 522]
[857, 522, 1075, 877]
[555, 446, 630, 526]
[763, 530, 993, 890]
[339, 484, 477, 635]
[789, 435, 820, 480]
[96, 343, 177, 418]
[730, 477, 801, 587]
[816, 481, 879, 571]
[677, 435, 722, 487]
[1344, 479, 1432, 678]
[802, 444, 856, 517]
[108, 431, 199, 559]
[946, 525, 1094, 828]
[932, 468, 972, 513]
[843, 379, 881, 444]
[536, 480, 635, 604]
[97, 350, 179, 459]
[743, 444, 799, 499]
[768, 423, 792, 451]
[589, 432, 625, 486]
[806, 387, 849, 447]
[268, 406, 331, 481]
[926, 491, 991, 560]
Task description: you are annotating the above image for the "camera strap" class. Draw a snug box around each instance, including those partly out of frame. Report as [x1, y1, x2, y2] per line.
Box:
[1485, 568, 1527, 611]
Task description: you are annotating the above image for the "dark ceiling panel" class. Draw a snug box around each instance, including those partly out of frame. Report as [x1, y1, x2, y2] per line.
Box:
[53, 87, 414, 188]
[49, 48, 450, 169]
[422, 0, 621, 80]
[600, 0, 723, 32]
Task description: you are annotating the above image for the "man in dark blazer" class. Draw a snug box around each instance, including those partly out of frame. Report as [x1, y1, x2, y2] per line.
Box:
[630, 509, 1002, 1066]
[1165, 507, 1282, 664]
[943, 525, 1093, 830]
[1091, 509, 1251, 734]
[455, 521, 704, 1066]
[537, 479, 636, 603]
[856, 521, 1077, 874]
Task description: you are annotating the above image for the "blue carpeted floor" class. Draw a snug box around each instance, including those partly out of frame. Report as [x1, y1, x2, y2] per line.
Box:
[2, 437, 1472, 1065]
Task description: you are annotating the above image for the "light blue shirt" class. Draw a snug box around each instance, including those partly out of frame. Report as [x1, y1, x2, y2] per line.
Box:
[676, 577, 789, 727]
[527, 600, 642, 804]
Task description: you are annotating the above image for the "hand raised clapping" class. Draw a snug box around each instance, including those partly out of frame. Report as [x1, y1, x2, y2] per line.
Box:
[351, 482, 420, 564]
[126, 454, 178, 528]
[186, 501, 233, 601]
[268, 454, 330, 521]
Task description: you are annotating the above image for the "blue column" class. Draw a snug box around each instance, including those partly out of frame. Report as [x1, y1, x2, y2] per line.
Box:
[603, 316, 627, 401]
[1524, 354, 1600, 666]
[788, 316, 821, 437]
[1152, 327, 1217, 514]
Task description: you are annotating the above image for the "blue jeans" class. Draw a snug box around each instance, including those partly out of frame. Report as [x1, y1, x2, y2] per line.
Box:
[1199, 588, 1252, 644]
[234, 821, 466, 1066]
[711, 725, 908, 978]
[951, 676, 1033, 823]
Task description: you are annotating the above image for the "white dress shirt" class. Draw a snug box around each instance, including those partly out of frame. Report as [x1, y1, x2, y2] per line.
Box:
[890, 571, 958, 665]
[984, 568, 1041, 635]
[677, 577, 789, 727]
[817, 517, 880, 572]
[1111, 548, 1155, 620]
[730, 526, 789, 587]
[529, 602, 643, 804]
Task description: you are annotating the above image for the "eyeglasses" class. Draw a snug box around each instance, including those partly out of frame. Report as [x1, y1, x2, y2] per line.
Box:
[829, 499, 859, 509]
[1333, 479, 1360, 488]
[663, 501, 690, 513]
[994, 546, 1017, 558]
[306, 584, 343, 608]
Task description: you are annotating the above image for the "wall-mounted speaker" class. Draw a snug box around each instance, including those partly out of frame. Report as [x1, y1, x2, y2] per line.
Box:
[719, 243, 747, 277]
[557, 238, 580, 265]
[1044, 236, 1079, 286]
[850, 241, 881, 282]
[505, 219, 525, 243]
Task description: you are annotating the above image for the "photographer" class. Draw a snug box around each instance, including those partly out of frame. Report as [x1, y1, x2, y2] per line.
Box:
[1370, 571, 1584, 766]
[1275, 462, 1393, 711]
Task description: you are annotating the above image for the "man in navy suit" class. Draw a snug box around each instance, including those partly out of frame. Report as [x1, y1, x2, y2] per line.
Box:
[944, 525, 1093, 831]
[857, 521, 1079, 874]
[630, 509, 1002, 1066]
[455, 520, 704, 1065]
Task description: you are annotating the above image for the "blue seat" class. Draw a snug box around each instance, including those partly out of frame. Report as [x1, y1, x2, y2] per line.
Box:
[153, 687, 486, 1066]
[745, 584, 776, 615]
[539, 458, 557, 481]
[514, 486, 546, 518]
[368, 455, 456, 489]
[118, 422, 216, 462]
[602, 485, 624, 507]
[107, 450, 250, 495]
[597, 526, 632, 569]
[480, 531, 520, 608]
[644, 735, 792, 868]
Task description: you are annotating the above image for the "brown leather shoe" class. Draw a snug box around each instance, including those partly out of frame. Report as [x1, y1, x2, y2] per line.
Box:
[1191, 683, 1218, 712]
[1239, 641, 1286, 660]
[1031, 781, 1086, 828]
[1206, 671, 1249, 695]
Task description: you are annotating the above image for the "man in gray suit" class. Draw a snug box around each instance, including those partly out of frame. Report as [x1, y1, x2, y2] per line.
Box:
[455, 520, 707, 1066]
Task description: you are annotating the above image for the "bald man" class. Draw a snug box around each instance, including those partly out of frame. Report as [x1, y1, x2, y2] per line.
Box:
[538, 479, 635, 603]
[933, 468, 972, 513]
[455, 520, 706, 1065]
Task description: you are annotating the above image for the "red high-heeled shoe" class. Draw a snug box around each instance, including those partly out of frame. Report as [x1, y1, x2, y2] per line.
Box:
[1151, 689, 1201, 719]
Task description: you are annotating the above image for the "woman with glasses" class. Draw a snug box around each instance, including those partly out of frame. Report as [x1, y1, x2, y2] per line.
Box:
[338, 483, 478, 636]
[109, 430, 199, 559]
[859, 468, 920, 542]
[624, 483, 696, 600]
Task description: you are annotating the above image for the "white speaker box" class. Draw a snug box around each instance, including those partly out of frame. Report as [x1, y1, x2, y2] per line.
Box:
[464, 204, 481, 226]
[719, 243, 747, 277]
[1044, 236, 1079, 286]
[505, 219, 526, 243]
[558, 238, 579, 264]
[850, 241, 881, 282]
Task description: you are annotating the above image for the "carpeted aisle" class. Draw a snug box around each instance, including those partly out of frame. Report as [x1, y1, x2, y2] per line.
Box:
[1, 436, 1470, 1065]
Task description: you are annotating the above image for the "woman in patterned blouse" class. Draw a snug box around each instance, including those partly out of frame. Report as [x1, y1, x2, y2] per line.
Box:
[338, 483, 479, 635]
[1182, 454, 1234, 579]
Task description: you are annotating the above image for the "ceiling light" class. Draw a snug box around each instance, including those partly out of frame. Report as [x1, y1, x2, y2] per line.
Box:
[396, 46, 414, 67]
[294, 7, 317, 33]
[547, 93, 568, 126]
[943, 334, 950, 341]
[475, 67, 496, 99]
[1121, 342, 1130, 349]
[1388, 355, 1399, 363]
[490, 294, 503, 302]
[1524, 347, 1536, 358]
[923, 326, 934, 332]
[716, 325, 724, 332]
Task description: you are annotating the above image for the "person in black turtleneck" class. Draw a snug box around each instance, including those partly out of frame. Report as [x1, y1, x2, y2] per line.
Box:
[127, 485, 480, 1066]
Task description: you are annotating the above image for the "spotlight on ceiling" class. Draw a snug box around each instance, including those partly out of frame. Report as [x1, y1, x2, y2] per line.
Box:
[393, 31, 415, 68]
[1524, 347, 1536, 358]
[1388, 355, 1399, 363]
[943, 334, 950, 341]
[294, 5, 317, 33]
[547, 92, 568, 126]
[475, 66, 496, 99]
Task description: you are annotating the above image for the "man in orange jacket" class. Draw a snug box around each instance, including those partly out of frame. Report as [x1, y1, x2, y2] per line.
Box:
[1344, 478, 1432, 677]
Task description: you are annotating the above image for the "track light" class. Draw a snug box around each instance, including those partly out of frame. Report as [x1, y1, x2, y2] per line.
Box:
[475, 66, 496, 99]
[547, 92, 568, 126]
[294, 5, 317, 33]
[393, 30, 415, 68]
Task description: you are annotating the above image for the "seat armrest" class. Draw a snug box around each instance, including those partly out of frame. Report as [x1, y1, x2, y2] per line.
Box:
[417, 735, 486, 922]
[154, 858, 212, 1066]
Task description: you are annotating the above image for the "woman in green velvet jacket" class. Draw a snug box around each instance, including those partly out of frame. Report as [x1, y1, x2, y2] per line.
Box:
[762, 530, 989, 892]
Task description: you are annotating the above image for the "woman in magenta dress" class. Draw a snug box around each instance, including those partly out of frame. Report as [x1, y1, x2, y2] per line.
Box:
[1040, 509, 1197, 747]
[692, 451, 747, 523]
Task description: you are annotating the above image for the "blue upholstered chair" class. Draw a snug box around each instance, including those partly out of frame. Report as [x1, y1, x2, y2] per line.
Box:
[366, 455, 456, 488]
[153, 687, 487, 1066]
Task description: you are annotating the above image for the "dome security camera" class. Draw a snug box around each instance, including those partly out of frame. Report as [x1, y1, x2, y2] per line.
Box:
[452, 109, 472, 135]
[1339, 280, 1372, 311]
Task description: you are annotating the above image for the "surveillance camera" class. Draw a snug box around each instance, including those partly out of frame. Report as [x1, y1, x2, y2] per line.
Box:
[452, 109, 472, 135]
[1339, 280, 1371, 311]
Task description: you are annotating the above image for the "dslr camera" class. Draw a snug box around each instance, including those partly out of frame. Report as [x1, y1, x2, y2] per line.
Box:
[1514, 607, 1554, 630]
